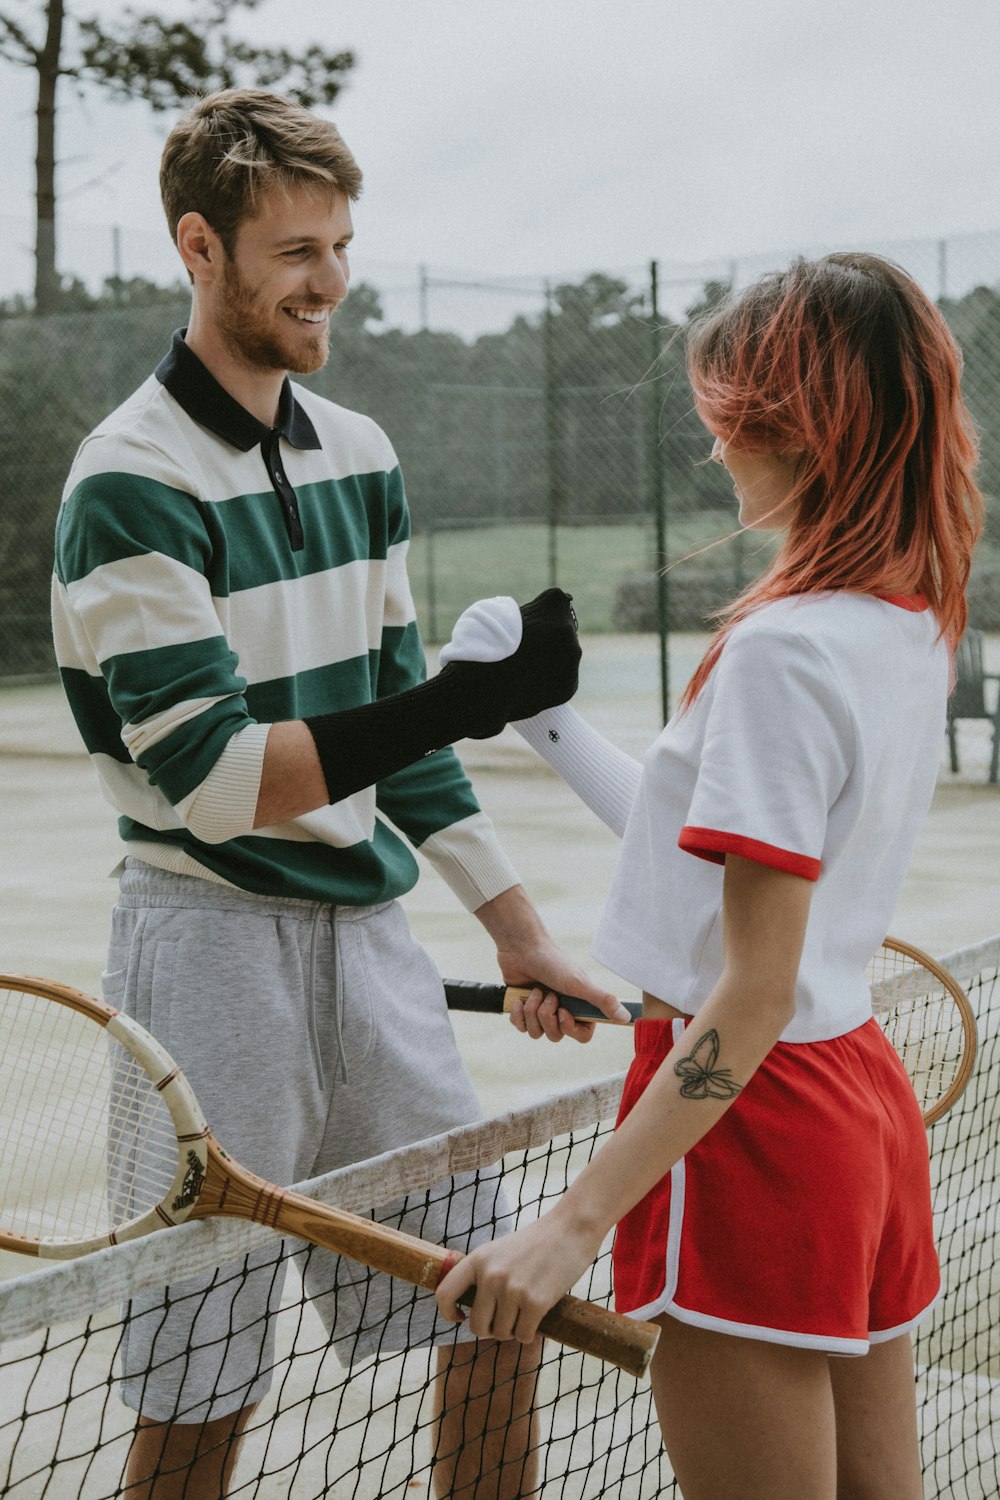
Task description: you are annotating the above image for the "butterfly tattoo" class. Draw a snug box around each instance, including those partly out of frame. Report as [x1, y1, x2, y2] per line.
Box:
[674, 1029, 745, 1101]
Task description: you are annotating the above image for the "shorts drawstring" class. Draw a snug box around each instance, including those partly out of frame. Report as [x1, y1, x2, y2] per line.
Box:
[308, 904, 349, 1090]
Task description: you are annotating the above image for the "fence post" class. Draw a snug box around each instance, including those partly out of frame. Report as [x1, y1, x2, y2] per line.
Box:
[648, 260, 670, 724]
[419, 264, 429, 330]
[111, 226, 123, 303]
[543, 282, 564, 588]
[425, 520, 438, 644]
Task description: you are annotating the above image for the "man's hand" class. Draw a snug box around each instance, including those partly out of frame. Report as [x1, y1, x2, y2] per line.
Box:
[437, 589, 581, 740]
[474, 886, 630, 1043]
[302, 590, 581, 806]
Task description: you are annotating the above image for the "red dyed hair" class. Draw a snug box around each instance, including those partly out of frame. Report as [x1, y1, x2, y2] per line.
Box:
[681, 252, 983, 708]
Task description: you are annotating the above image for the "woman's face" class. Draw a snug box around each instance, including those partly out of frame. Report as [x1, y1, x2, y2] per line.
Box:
[711, 437, 801, 531]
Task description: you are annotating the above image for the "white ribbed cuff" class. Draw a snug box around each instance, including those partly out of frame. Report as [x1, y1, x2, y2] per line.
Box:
[173, 722, 270, 844]
[418, 812, 521, 911]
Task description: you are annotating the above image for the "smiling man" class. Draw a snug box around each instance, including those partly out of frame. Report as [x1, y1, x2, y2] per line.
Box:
[51, 88, 609, 1500]
[187, 177, 354, 409]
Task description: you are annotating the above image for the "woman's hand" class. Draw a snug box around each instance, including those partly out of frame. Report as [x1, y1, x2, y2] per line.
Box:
[435, 1210, 604, 1343]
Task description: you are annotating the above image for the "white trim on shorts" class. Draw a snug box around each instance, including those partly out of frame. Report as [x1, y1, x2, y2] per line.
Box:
[868, 1290, 943, 1344]
[620, 1016, 941, 1357]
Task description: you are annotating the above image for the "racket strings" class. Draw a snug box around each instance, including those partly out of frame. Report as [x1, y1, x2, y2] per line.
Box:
[868, 950, 966, 1116]
[0, 986, 178, 1243]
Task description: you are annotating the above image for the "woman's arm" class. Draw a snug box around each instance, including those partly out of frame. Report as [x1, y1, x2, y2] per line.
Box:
[512, 704, 643, 838]
[437, 595, 643, 837]
[435, 854, 813, 1342]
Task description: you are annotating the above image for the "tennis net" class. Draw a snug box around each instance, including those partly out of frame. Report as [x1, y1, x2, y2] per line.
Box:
[1, 936, 998, 1499]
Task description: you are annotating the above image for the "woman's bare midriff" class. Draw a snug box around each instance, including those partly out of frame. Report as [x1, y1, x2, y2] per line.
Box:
[642, 991, 692, 1021]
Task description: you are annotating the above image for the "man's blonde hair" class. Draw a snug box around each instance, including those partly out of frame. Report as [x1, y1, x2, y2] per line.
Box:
[160, 88, 362, 252]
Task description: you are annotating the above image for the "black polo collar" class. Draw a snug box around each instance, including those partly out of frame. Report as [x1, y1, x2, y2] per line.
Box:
[154, 329, 321, 453]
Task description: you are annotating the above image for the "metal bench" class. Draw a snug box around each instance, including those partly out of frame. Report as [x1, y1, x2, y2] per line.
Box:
[947, 627, 1000, 784]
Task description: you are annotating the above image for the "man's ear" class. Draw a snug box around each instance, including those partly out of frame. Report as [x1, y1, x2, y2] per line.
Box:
[176, 212, 225, 284]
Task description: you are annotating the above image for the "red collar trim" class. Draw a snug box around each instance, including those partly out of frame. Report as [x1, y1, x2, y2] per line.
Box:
[877, 593, 928, 612]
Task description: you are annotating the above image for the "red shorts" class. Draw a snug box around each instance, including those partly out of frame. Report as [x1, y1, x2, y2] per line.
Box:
[613, 1017, 940, 1354]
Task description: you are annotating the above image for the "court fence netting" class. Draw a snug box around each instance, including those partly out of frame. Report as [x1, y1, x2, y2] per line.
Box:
[1, 936, 998, 1500]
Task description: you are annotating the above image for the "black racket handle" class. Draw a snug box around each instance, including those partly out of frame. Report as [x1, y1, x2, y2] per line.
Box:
[443, 979, 641, 1025]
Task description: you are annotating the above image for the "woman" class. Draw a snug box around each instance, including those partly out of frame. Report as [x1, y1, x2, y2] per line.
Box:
[435, 253, 983, 1498]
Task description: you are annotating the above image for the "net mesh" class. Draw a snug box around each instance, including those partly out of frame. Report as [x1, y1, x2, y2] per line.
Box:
[1, 938, 997, 1500]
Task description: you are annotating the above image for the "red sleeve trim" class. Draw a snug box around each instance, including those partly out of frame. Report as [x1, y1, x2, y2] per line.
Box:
[678, 826, 821, 882]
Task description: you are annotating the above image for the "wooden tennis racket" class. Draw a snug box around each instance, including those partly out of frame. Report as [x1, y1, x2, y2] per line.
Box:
[866, 937, 977, 1125]
[0, 974, 659, 1379]
[445, 935, 977, 1127]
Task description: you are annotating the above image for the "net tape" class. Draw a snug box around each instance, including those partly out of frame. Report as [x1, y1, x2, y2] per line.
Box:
[1, 937, 998, 1499]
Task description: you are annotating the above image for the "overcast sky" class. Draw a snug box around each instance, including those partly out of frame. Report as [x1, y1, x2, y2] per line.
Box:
[4, 0, 1000, 329]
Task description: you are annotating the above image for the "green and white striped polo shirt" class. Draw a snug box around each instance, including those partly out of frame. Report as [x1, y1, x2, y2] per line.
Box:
[52, 331, 518, 910]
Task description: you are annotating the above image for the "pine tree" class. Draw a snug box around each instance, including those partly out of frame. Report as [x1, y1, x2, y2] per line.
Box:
[0, 0, 354, 313]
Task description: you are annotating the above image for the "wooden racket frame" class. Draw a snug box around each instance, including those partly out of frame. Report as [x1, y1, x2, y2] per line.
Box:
[0, 973, 659, 1379]
[871, 936, 977, 1125]
[0, 976, 209, 1258]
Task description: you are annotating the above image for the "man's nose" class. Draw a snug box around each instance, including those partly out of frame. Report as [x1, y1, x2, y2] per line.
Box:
[312, 251, 349, 300]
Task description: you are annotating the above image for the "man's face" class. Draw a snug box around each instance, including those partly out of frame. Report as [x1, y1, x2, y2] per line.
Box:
[214, 183, 353, 376]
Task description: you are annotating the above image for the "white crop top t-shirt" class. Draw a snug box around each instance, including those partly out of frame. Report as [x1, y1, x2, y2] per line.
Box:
[592, 593, 949, 1043]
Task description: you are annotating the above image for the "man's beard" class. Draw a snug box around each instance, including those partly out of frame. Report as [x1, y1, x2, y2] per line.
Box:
[217, 258, 330, 376]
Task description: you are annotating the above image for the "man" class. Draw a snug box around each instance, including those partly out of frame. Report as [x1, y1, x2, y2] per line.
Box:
[52, 88, 622, 1499]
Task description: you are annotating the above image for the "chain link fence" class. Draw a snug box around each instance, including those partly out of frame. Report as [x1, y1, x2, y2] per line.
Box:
[3, 230, 999, 718]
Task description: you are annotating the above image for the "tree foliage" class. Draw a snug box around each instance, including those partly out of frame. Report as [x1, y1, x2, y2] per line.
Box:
[2, 268, 998, 675]
[0, 271, 190, 315]
[0, 0, 355, 313]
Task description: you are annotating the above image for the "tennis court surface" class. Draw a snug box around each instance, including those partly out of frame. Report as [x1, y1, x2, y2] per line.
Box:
[1, 644, 998, 1496]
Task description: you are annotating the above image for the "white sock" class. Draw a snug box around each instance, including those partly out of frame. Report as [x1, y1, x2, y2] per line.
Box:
[440, 596, 641, 835]
[513, 704, 641, 838]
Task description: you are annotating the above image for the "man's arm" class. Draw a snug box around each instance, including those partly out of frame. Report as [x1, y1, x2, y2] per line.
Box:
[255, 588, 580, 825]
[254, 721, 328, 825]
[288, 588, 580, 818]
[472, 883, 632, 1028]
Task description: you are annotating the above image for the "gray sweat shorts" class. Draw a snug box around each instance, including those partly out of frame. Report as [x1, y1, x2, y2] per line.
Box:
[106, 860, 502, 1423]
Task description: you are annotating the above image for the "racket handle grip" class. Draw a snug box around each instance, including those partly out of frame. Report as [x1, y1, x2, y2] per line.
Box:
[537, 1293, 660, 1378]
[451, 1275, 659, 1379]
[443, 980, 641, 1025]
[223, 1170, 658, 1377]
